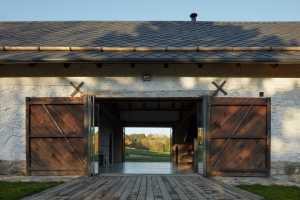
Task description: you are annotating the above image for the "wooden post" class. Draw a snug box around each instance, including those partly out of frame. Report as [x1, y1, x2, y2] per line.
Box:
[84, 95, 92, 176]
[202, 95, 210, 177]
[25, 97, 31, 176]
[266, 97, 272, 177]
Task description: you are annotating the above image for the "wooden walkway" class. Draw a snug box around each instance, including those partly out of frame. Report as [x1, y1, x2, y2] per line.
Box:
[23, 175, 262, 200]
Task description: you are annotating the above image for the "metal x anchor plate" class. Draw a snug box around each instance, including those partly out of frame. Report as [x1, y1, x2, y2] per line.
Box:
[212, 80, 227, 96]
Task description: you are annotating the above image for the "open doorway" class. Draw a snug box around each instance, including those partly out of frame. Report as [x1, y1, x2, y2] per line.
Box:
[94, 98, 204, 174]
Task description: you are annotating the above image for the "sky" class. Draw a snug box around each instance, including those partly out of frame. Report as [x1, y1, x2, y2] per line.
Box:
[0, 0, 299, 21]
[125, 127, 171, 137]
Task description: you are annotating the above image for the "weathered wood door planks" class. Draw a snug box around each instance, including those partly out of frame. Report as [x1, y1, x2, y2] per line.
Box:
[204, 97, 271, 176]
[26, 97, 87, 175]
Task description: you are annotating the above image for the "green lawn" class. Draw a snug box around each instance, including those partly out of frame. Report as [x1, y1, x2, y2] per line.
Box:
[0, 182, 61, 200]
[238, 184, 300, 200]
[125, 147, 170, 162]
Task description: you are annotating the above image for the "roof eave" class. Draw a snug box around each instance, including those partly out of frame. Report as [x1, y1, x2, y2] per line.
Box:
[1, 58, 300, 65]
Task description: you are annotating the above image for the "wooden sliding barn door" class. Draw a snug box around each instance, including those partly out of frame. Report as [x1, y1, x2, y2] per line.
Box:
[26, 97, 88, 175]
[203, 97, 271, 176]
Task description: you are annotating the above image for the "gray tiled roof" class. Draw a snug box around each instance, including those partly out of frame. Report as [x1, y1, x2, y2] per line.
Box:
[0, 21, 300, 47]
[0, 21, 300, 63]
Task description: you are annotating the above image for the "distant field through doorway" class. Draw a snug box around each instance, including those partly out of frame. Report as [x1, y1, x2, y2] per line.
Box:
[124, 127, 171, 162]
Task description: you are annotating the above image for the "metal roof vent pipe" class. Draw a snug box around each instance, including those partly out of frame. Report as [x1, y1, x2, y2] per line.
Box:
[190, 13, 198, 23]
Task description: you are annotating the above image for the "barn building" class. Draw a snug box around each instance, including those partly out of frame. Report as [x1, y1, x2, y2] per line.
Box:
[0, 18, 299, 181]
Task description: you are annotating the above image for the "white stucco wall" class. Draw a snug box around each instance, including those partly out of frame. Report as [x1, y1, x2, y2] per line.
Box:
[0, 76, 300, 163]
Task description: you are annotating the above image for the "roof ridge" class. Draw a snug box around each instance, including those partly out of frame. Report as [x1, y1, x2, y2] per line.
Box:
[0, 20, 299, 23]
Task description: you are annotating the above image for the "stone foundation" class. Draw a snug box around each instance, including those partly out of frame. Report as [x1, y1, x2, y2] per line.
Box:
[271, 161, 300, 183]
[213, 162, 300, 186]
[0, 160, 26, 175]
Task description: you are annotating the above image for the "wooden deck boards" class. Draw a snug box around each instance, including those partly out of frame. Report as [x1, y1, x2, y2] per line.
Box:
[23, 175, 262, 200]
